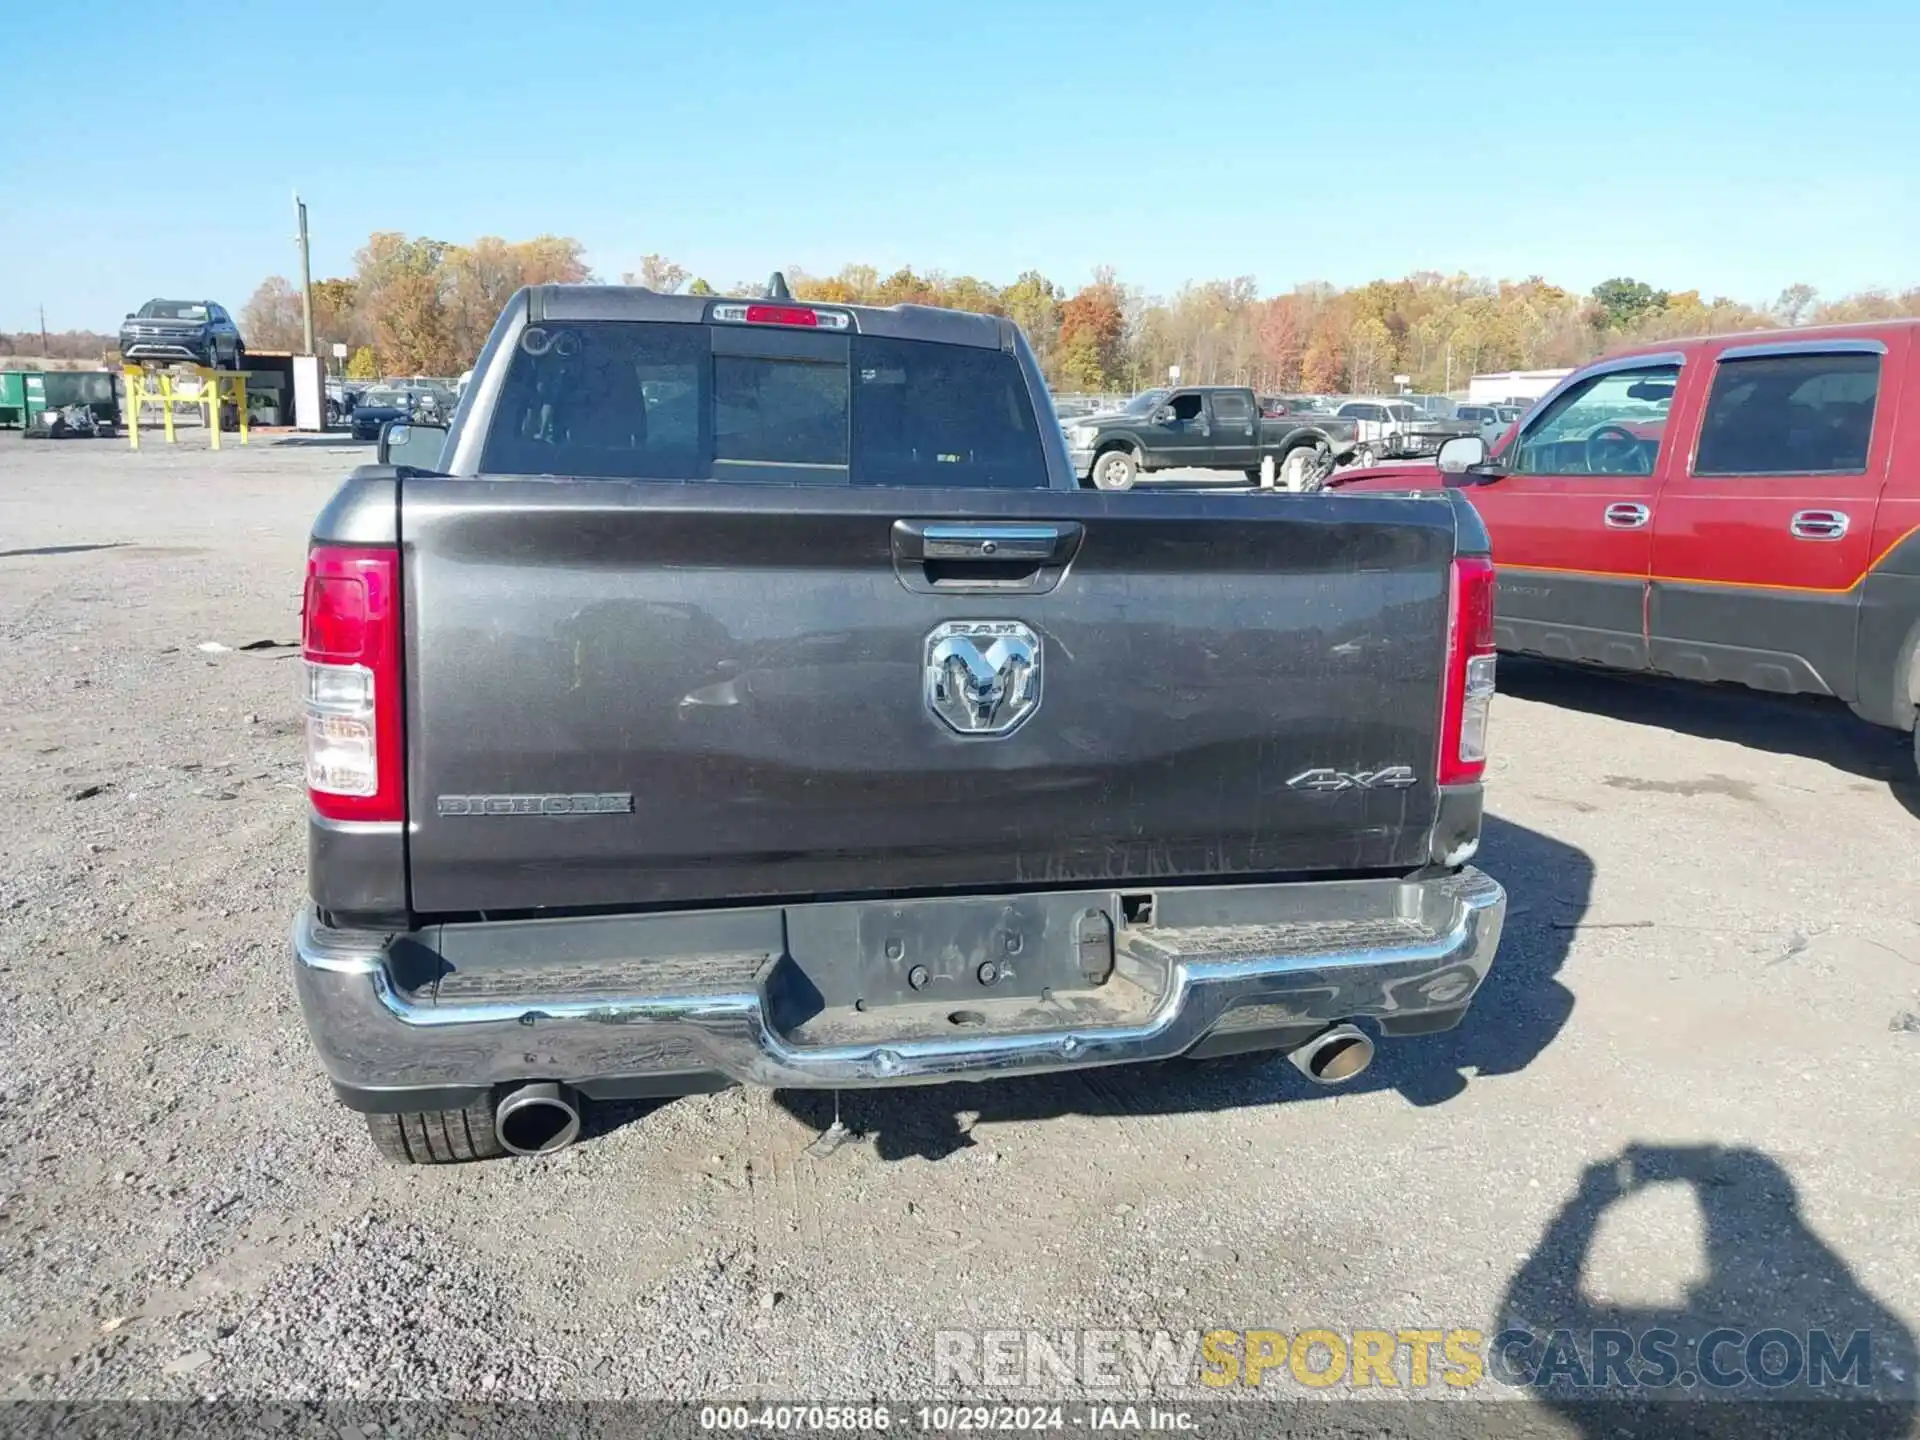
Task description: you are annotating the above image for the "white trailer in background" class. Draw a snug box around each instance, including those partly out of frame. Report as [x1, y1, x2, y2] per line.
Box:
[1467, 368, 1572, 405]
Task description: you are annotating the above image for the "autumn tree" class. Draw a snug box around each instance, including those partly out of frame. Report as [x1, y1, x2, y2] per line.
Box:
[445, 237, 530, 361]
[1057, 271, 1127, 391]
[791, 275, 859, 303]
[626, 254, 689, 293]
[515, 236, 590, 286]
[1591, 277, 1670, 332]
[240, 276, 305, 351]
[311, 277, 362, 354]
[1255, 294, 1308, 391]
[944, 275, 1003, 316]
[1774, 283, 1818, 327]
[1001, 270, 1062, 370]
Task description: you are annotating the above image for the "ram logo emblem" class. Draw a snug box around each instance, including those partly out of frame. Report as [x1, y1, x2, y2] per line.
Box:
[1287, 766, 1418, 793]
[924, 621, 1041, 737]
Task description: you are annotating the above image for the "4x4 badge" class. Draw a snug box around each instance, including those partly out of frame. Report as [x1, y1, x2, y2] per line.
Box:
[1287, 766, 1418, 793]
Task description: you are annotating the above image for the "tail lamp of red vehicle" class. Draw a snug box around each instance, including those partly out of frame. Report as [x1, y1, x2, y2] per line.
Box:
[1438, 555, 1496, 786]
[302, 546, 403, 822]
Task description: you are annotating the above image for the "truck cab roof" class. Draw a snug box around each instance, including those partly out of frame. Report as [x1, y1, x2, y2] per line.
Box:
[528, 284, 1017, 352]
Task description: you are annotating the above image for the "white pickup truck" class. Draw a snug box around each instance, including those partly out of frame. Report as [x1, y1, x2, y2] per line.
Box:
[1335, 397, 1477, 467]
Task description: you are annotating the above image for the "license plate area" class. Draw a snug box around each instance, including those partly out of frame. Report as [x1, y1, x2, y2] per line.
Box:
[768, 891, 1157, 1046]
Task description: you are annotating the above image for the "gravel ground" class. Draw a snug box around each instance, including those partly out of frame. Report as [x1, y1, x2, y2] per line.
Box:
[1, 438, 1916, 1432]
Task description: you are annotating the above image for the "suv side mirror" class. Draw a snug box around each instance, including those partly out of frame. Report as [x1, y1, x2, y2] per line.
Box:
[1151, 406, 1174, 424]
[1436, 434, 1489, 474]
[379, 419, 449, 469]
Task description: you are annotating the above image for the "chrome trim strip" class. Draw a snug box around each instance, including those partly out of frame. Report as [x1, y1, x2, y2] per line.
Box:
[919, 524, 1061, 560]
[291, 870, 1506, 1091]
[310, 814, 404, 838]
[1719, 338, 1888, 361]
[919, 525, 1061, 541]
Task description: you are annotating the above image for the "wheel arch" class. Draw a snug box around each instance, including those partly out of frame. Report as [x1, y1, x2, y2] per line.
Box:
[1848, 563, 1920, 731]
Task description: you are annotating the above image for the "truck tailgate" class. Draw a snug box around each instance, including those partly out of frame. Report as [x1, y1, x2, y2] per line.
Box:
[401, 482, 1456, 914]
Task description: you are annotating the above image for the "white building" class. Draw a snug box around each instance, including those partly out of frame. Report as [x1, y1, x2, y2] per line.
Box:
[1467, 368, 1573, 405]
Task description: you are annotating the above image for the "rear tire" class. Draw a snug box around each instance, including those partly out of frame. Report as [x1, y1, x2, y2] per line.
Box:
[1092, 449, 1137, 491]
[364, 1096, 507, 1165]
[1356, 445, 1377, 469]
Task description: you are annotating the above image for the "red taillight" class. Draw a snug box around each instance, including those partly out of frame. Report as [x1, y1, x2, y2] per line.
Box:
[711, 301, 851, 331]
[302, 545, 403, 822]
[745, 303, 819, 327]
[1437, 555, 1496, 786]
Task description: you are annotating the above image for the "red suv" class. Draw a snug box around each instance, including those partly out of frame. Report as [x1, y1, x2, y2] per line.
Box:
[1335, 320, 1920, 766]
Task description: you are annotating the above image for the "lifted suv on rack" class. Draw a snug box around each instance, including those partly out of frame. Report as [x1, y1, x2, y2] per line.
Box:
[118, 299, 245, 369]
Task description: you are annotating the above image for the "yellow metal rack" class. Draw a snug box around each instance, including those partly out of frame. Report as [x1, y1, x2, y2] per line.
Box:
[123, 365, 250, 450]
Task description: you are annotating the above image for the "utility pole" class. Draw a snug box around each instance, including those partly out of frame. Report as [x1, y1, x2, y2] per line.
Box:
[1444, 344, 1452, 393]
[294, 193, 315, 355]
[39, 304, 49, 355]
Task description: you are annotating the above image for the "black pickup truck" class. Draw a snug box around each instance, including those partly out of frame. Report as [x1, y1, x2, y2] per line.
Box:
[292, 282, 1507, 1164]
[1065, 385, 1361, 491]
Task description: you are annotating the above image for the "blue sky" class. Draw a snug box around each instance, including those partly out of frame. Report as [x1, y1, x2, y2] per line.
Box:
[4, 0, 1916, 333]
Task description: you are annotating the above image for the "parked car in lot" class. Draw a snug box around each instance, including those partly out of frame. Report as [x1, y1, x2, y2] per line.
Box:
[291, 281, 1507, 1163]
[1067, 385, 1360, 489]
[348, 384, 450, 441]
[1335, 397, 1477, 467]
[325, 380, 371, 427]
[118, 299, 245, 370]
[1335, 319, 1920, 769]
[1455, 403, 1523, 445]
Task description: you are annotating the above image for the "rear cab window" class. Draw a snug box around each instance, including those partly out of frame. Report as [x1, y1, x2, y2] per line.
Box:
[1694, 348, 1881, 476]
[479, 319, 1049, 488]
[1211, 391, 1252, 425]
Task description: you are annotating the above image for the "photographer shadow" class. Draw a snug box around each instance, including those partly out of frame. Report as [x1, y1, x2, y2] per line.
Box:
[1498, 1143, 1916, 1436]
[773, 809, 1590, 1161]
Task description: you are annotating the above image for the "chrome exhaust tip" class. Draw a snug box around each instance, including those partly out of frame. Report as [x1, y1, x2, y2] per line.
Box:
[1287, 1024, 1375, 1085]
[494, 1082, 582, 1157]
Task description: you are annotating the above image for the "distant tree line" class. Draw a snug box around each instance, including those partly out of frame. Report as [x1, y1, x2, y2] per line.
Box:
[21, 239, 1920, 390]
[0, 329, 117, 366]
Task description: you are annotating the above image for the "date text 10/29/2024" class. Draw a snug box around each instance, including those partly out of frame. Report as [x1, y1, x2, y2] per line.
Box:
[699, 1406, 1191, 1433]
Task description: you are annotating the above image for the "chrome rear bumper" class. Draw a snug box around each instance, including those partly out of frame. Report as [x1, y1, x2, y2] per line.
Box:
[293, 869, 1505, 1103]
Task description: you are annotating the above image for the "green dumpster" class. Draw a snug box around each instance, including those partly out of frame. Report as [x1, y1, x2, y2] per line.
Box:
[40, 370, 119, 427]
[0, 370, 40, 429]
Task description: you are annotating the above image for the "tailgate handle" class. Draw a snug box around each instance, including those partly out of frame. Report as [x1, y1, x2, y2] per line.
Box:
[891, 520, 1083, 595]
[903, 523, 1068, 561]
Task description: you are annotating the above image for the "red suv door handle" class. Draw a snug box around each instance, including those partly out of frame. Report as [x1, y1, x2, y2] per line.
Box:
[1604, 502, 1651, 529]
[1789, 509, 1849, 540]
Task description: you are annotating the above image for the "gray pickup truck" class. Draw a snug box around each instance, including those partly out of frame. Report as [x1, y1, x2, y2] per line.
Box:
[293, 282, 1506, 1164]
[1066, 386, 1361, 491]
